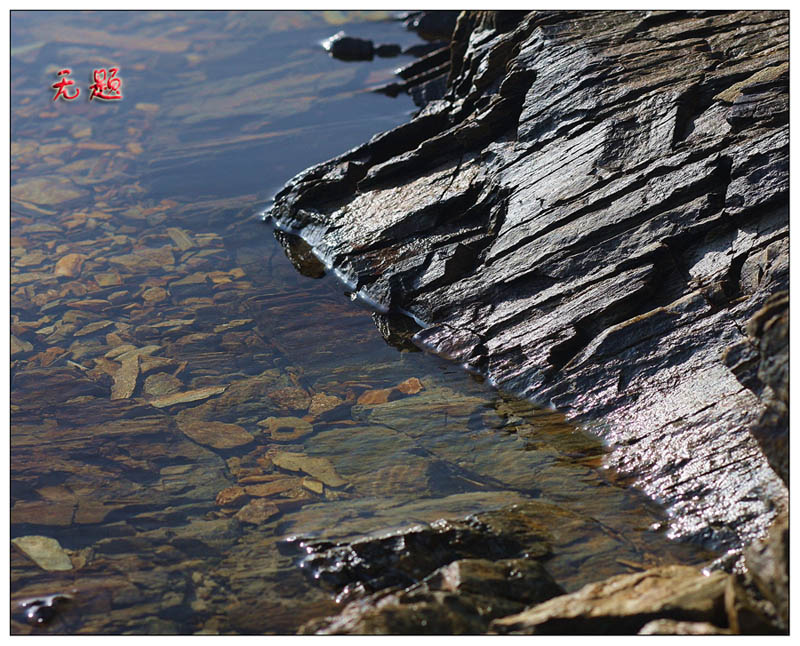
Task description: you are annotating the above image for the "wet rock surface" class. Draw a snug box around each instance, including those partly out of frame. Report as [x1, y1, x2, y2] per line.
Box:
[490, 565, 730, 634]
[286, 500, 722, 633]
[270, 9, 789, 557]
[737, 291, 788, 485]
[744, 510, 789, 630]
[293, 501, 785, 635]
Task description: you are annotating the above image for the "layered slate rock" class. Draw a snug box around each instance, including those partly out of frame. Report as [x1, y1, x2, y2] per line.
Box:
[270, 10, 788, 552]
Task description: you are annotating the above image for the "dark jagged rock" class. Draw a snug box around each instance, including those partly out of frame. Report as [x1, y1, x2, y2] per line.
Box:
[281, 514, 544, 603]
[744, 510, 789, 630]
[270, 10, 789, 560]
[745, 291, 788, 485]
[303, 558, 564, 635]
[395, 47, 451, 80]
[371, 45, 452, 103]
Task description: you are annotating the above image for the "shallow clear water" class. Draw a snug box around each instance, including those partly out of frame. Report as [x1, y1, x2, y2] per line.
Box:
[10, 10, 717, 635]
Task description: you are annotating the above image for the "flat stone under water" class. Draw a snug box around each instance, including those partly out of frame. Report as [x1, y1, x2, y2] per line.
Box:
[11, 10, 719, 635]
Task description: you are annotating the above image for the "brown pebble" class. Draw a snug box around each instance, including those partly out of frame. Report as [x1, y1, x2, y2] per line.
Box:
[54, 253, 87, 278]
[396, 377, 424, 395]
[258, 416, 313, 441]
[356, 388, 393, 405]
[178, 420, 253, 449]
[215, 486, 248, 507]
[235, 499, 280, 524]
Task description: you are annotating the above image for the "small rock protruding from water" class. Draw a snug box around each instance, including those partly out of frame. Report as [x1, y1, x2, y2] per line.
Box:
[322, 32, 374, 62]
[18, 594, 74, 627]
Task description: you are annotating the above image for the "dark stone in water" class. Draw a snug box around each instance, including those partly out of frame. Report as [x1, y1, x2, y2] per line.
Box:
[18, 594, 73, 627]
[322, 31, 374, 62]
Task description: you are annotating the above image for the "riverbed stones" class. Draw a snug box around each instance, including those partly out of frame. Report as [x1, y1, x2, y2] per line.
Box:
[307, 392, 346, 418]
[12, 536, 73, 571]
[143, 372, 183, 398]
[54, 253, 87, 278]
[142, 286, 168, 304]
[267, 386, 311, 412]
[271, 451, 347, 488]
[11, 176, 89, 206]
[10, 335, 33, 357]
[356, 377, 424, 405]
[11, 499, 76, 527]
[177, 420, 253, 449]
[149, 385, 227, 408]
[235, 499, 280, 525]
[302, 477, 324, 495]
[216, 486, 248, 508]
[243, 477, 303, 498]
[259, 416, 313, 441]
[110, 355, 139, 400]
[356, 388, 396, 405]
[396, 377, 423, 395]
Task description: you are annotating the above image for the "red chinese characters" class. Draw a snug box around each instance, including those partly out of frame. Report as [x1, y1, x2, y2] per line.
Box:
[52, 69, 80, 101]
[89, 68, 123, 101]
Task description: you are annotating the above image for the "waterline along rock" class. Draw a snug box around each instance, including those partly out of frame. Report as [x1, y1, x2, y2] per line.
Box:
[270, 8, 788, 560]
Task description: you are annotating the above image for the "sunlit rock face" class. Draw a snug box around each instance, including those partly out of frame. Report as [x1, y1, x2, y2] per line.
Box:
[272, 9, 789, 552]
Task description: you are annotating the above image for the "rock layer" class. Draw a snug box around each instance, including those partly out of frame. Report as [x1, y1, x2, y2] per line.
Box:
[270, 10, 788, 552]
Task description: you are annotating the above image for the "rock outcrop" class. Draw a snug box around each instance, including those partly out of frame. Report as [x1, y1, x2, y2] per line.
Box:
[283, 503, 783, 635]
[270, 10, 788, 557]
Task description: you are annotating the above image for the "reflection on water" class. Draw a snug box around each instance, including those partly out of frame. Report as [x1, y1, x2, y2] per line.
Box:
[10, 10, 716, 635]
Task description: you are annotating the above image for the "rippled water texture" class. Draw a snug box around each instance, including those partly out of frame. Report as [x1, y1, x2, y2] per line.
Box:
[10, 10, 717, 635]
